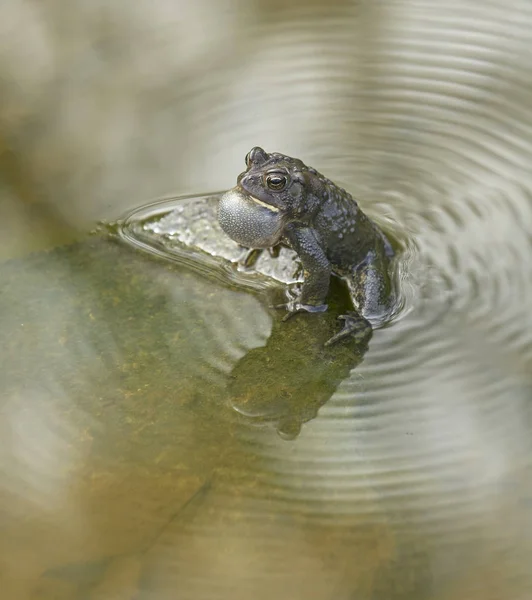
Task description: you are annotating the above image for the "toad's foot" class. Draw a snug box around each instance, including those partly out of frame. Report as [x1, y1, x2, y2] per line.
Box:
[238, 247, 263, 269]
[238, 245, 282, 270]
[273, 300, 328, 320]
[325, 312, 373, 347]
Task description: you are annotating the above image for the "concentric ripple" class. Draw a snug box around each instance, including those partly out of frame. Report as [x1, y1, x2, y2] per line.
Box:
[114, 0, 532, 580]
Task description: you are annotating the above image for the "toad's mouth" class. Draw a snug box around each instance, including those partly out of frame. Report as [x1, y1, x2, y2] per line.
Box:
[248, 194, 281, 213]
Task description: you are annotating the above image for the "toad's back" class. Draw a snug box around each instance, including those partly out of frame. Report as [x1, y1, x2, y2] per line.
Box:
[305, 169, 394, 275]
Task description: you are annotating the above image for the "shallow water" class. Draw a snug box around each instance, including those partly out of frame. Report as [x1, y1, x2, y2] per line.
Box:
[2, 0, 532, 599]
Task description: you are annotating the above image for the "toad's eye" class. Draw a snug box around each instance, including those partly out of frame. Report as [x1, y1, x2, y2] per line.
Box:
[245, 152, 251, 168]
[266, 173, 287, 191]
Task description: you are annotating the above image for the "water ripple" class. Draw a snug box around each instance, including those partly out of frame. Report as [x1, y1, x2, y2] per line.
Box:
[115, 1, 532, 594]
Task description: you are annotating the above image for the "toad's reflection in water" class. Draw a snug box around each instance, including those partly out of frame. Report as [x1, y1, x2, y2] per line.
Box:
[228, 279, 371, 440]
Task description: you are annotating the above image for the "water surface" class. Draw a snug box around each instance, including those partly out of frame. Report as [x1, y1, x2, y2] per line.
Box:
[1, 1, 532, 599]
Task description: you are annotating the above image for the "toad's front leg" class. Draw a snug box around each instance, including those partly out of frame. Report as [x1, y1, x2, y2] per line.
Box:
[277, 225, 331, 316]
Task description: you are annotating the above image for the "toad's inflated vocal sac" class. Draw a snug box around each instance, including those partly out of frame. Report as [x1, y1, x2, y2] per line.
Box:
[218, 147, 395, 346]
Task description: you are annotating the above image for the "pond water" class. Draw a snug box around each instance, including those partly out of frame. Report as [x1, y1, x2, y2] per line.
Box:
[1, 1, 532, 599]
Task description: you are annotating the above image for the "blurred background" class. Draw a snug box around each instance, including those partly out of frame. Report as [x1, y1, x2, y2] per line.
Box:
[1, 0, 532, 599]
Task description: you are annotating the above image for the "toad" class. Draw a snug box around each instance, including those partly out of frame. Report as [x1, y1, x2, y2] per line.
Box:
[218, 147, 395, 345]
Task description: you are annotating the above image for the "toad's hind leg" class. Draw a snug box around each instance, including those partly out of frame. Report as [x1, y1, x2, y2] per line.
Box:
[325, 253, 393, 346]
[324, 312, 372, 347]
[348, 252, 394, 323]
